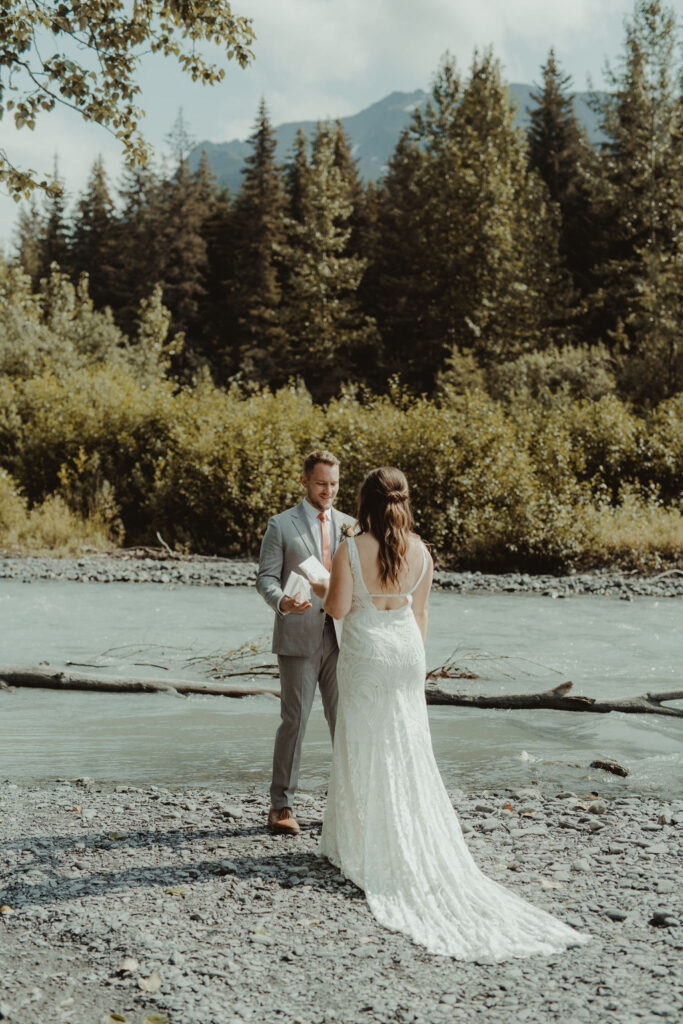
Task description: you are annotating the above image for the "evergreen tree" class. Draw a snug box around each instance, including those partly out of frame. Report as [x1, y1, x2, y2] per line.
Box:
[372, 53, 571, 391]
[158, 112, 212, 368]
[229, 100, 289, 385]
[15, 198, 44, 287]
[115, 159, 166, 339]
[70, 156, 119, 311]
[37, 161, 70, 279]
[278, 121, 377, 400]
[527, 50, 599, 299]
[332, 119, 366, 255]
[198, 180, 235, 382]
[283, 128, 310, 225]
[592, 0, 683, 403]
[369, 129, 428, 385]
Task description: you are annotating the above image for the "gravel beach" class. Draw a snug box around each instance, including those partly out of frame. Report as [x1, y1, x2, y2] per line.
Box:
[1, 778, 681, 1024]
[1, 552, 683, 599]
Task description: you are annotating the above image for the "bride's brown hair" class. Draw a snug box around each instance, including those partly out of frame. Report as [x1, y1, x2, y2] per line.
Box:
[356, 467, 413, 588]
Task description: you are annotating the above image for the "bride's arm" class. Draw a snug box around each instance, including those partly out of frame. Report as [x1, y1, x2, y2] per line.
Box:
[312, 540, 353, 619]
[411, 550, 434, 640]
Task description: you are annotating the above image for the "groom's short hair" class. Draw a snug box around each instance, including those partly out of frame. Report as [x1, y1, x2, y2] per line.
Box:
[303, 449, 339, 477]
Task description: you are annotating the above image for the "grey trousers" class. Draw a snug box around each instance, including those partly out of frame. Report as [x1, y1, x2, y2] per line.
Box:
[270, 617, 339, 810]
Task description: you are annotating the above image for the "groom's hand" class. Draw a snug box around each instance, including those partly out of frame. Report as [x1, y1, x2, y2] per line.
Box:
[280, 595, 312, 614]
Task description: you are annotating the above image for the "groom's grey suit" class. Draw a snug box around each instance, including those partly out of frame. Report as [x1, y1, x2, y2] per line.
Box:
[257, 499, 355, 810]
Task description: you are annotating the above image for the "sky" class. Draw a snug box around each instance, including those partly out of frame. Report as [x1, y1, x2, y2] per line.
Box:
[0, 0, 649, 249]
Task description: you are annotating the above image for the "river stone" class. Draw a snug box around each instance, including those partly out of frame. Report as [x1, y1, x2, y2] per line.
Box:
[589, 758, 630, 777]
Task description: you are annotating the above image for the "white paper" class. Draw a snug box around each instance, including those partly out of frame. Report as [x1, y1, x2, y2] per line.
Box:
[298, 555, 330, 584]
[283, 570, 311, 602]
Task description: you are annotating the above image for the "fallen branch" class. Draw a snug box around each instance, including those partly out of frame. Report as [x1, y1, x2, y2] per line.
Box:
[0, 666, 681, 716]
[425, 680, 683, 717]
[0, 666, 279, 699]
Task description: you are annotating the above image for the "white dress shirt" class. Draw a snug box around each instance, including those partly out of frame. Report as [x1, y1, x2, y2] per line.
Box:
[302, 499, 337, 561]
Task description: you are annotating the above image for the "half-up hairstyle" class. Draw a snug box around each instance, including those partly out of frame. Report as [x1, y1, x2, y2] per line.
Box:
[356, 467, 413, 588]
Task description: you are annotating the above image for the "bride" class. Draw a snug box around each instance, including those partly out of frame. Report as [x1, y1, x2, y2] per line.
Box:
[311, 466, 591, 961]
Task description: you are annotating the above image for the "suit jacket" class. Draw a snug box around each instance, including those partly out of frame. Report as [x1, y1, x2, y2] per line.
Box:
[256, 500, 356, 656]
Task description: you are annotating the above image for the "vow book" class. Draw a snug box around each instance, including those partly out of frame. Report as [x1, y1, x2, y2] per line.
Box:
[298, 555, 330, 584]
[283, 571, 311, 602]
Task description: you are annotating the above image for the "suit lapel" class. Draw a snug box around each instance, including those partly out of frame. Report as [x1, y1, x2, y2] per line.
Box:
[291, 501, 318, 558]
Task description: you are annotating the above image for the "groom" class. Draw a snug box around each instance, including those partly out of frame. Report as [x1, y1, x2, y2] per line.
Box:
[256, 449, 355, 835]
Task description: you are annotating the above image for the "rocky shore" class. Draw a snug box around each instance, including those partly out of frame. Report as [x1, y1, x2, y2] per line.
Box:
[1, 552, 682, 598]
[1, 779, 681, 1024]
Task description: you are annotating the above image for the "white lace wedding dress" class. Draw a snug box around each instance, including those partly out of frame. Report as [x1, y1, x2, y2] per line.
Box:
[319, 536, 591, 961]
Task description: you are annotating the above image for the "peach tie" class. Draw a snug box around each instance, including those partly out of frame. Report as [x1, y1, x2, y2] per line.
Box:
[318, 511, 332, 571]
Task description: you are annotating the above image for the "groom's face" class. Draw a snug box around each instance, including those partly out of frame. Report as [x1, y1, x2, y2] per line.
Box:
[301, 462, 340, 512]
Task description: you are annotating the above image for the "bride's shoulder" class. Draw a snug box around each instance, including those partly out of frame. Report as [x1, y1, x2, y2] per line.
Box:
[408, 533, 433, 560]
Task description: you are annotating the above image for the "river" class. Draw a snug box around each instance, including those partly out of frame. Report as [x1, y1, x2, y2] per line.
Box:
[1, 581, 681, 798]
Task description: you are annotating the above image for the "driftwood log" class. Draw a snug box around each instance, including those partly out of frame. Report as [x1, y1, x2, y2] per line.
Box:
[1, 666, 682, 717]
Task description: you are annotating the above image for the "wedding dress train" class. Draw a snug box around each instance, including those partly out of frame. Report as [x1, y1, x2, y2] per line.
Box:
[319, 536, 591, 961]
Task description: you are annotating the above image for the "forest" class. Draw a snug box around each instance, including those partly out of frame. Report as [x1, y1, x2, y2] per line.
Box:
[0, 0, 681, 570]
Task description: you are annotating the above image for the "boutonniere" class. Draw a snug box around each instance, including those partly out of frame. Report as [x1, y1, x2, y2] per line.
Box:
[340, 522, 356, 540]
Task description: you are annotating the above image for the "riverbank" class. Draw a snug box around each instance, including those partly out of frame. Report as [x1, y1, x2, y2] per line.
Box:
[1, 551, 683, 598]
[0, 779, 681, 1024]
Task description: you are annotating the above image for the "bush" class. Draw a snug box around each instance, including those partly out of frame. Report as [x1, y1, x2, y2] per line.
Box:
[0, 468, 28, 540]
[486, 344, 615, 403]
[0, 468, 116, 554]
[149, 382, 326, 555]
[0, 358, 681, 570]
[583, 487, 683, 571]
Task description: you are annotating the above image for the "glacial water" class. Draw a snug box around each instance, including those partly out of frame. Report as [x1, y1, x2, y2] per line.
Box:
[0, 581, 681, 798]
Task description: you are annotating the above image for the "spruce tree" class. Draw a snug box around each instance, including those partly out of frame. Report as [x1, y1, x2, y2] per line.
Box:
[372, 53, 570, 391]
[70, 156, 119, 311]
[37, 161, 70, 279]
[199, 181, 235, 382]
[229, 99, 289, 386]
[592, 0, 683, 403]
[370, 128, 428, 385]
[158, 112, 212, 369]
[283, 128, 310, 225]
[115, 159, 166, 339]
[15, 198, 44, 287]
[278, 121, 377, 400]
[332, 119, 366, 256]
[527, 50, 599, 299]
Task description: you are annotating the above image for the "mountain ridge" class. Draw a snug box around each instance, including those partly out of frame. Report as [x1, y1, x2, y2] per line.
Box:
[189, 84, 604, 194]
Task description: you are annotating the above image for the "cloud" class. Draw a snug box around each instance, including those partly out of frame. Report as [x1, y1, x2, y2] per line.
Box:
[0, 0, 637, 247]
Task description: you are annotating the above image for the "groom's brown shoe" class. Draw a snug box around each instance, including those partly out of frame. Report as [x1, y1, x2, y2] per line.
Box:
[267, 806, 300, 835]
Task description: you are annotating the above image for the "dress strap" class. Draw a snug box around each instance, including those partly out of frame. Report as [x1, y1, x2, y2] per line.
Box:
[346, 536, 364, 584]
[406, 542, 429, 595]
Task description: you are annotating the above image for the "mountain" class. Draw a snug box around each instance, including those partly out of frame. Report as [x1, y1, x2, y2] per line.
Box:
[189, 85, 604, 194]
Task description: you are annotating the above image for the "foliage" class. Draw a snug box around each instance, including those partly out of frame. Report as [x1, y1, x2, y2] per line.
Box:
[229, 101, 289, 386]
[0, 0, 254, 198]
[371, 53, 572, 391]
[485, 344, 616, 403]
[0, 258, 177, 382]
[0, 335, 681, 568]
[0, 467, 117, 553]
[277, 122, 378, 401]
[584, 486, 683, 571]
[592, 0, 683, 403]
[527, 49, 599, 300]
[70, 156, 119, 312]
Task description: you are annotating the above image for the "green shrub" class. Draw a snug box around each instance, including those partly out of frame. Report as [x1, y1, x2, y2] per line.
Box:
[0, 355, 681, 569]
[0, 468, 28, 540]
[486, 343, 616, 403]
[149, 382, 326, 555]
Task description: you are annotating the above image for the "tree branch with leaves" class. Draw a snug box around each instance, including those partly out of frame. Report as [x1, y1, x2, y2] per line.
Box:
[0, 0, 254, 200]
